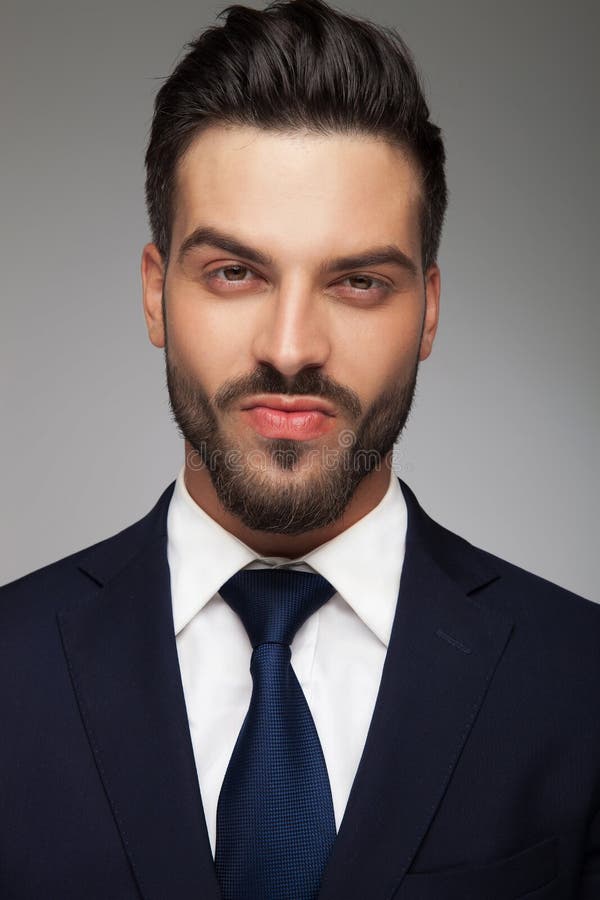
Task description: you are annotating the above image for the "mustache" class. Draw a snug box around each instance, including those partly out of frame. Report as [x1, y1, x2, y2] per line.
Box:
[213, 365, 362, 420]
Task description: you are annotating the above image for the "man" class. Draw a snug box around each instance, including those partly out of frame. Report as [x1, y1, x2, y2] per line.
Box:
[1, 0, 599, 897]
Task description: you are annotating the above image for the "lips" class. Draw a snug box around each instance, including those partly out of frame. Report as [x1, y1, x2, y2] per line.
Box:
[240, 396, 336, 440]
[240, 394, 336, 416]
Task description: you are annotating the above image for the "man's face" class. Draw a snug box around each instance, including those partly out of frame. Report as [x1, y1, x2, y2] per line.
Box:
[142, 125, 439, 535]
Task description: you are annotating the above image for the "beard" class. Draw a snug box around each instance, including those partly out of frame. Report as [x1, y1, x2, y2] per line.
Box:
[164, 338, 418, 536]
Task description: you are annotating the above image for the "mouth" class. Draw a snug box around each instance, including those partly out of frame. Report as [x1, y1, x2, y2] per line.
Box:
[240, 394, 336, 415]
[239, 394, 337, 440]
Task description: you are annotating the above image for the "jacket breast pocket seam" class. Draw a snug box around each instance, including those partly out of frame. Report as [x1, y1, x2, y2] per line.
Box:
[516, 871, 559, 899]
[399, 836, 558, 900]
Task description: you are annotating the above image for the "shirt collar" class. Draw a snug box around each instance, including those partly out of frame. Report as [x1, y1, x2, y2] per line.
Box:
[167, 464, 407, 647]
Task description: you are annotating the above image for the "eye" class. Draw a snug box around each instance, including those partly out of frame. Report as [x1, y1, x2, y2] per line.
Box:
[206, 264, 256, 283]
[336, 273, 391, 299]
[344, 275, 378, 290]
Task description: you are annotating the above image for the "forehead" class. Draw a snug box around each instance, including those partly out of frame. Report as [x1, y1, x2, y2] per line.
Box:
[173, 125, 423, 263]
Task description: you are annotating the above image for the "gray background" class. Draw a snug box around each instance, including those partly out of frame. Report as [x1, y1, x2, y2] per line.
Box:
[2, 0, 598, 601]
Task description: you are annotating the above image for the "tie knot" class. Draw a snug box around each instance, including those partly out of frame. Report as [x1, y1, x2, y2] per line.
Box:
[218, 568, 336, 647]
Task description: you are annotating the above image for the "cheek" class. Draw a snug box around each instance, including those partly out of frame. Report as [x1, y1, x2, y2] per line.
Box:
[331, 305, 423, 398]
[167, 295, 252, 387]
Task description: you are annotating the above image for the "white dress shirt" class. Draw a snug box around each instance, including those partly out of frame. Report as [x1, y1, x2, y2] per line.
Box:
[167, 463, 407, 857]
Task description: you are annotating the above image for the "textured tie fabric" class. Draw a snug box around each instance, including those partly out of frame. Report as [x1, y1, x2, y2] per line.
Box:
[215, 568, 338, 900]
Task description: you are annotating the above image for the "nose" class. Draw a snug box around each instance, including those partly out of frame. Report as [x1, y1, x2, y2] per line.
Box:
[251, 279, 331, 378]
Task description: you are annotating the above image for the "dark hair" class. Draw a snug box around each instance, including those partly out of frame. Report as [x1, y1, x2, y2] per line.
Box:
[145, 0, 447, 270]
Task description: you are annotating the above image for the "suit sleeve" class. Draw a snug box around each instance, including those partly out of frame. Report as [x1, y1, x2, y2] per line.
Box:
[580, 805, 600, 898]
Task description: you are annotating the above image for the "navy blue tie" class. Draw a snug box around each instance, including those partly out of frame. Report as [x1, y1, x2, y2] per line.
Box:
[215, 568, 338, 900]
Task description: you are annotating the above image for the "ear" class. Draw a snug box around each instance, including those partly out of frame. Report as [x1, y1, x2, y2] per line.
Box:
[141, 243, 166, 348]
[419, 264, 440, 361]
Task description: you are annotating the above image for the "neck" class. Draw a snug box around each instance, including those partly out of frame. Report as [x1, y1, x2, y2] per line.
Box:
[182, 441, 394, 558]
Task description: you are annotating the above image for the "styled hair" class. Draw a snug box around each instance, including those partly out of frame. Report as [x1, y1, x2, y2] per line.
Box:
[145, 0, 447, 270]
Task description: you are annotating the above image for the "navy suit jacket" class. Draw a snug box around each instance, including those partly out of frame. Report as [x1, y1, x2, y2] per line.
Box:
[1, 479, 599, 899]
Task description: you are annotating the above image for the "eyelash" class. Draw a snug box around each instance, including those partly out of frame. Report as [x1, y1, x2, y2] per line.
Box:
[204, 264, 390, 296]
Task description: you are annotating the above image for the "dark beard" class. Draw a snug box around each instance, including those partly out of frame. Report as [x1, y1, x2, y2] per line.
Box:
[164, 338, 418, 536]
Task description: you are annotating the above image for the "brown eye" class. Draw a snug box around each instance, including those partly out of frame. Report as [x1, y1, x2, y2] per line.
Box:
[222, 265, 248, 281]
[347, 275, 374, 290]
[203, 263, 264, 293]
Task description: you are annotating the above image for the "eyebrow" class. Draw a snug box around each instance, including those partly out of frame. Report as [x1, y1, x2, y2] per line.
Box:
[177, 225, 419, 277]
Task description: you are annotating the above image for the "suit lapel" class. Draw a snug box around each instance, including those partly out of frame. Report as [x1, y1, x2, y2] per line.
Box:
[318, 480, 514, 900]
[57, 483, 221, 900]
